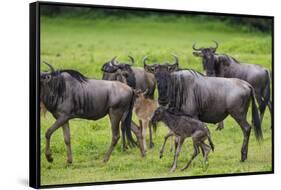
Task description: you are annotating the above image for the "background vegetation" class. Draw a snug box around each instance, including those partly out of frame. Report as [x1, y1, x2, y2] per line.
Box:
[40, 5, 272, 186]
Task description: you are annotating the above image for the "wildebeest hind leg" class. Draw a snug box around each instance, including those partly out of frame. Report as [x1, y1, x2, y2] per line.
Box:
[231, 113, 251, 162]
[104, 110, 122, 162]
[45, 116, 69, 163]
[120, 126, 127, 151]
[148, 120, 154, 148]
[62, 122, 72, 164]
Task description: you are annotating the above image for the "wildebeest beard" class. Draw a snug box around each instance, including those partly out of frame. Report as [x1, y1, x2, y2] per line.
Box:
[123, 69, 136, 89]
[169, 74, 186, 111]
[203, 55, 216, 76]
[156, 71, 189, 112]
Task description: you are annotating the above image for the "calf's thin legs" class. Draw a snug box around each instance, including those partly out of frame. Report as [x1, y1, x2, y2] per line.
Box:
[181, 142, 200, 171]
[170, 136, 184, 172]
[148, 120, 154, 148]
[159, 130, 174, 158]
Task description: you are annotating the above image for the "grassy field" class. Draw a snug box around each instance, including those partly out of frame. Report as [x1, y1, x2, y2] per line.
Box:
[40, 15, 272, 186]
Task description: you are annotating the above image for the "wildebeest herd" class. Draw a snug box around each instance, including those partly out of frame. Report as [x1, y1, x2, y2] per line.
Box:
[40, 41, 271, 172]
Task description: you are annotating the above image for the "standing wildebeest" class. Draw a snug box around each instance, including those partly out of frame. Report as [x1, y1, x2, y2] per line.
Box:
[144, 55, 262, 162]
[101, 56, 157, 148]
[151, 107, 214, 172]
[192, 41, 272, 127]
[134, 89, 159, 151]
[41, 62, 144, 164]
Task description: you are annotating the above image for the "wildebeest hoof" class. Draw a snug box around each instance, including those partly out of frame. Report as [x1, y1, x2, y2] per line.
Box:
[240, 154, 247, 162]
[149, 143, 154, 149]
[67, 159, 73, 164]
[169, 167, 176, 173]
[46, 155, 53, 163]
[159, 152, 163, 159]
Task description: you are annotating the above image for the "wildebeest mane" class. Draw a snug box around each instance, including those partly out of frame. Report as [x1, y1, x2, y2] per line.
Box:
[217, 54, 240, 64]
[60, 69, 88, 83]
[41, 71, 66, 112]
[167, 69, 205, 112]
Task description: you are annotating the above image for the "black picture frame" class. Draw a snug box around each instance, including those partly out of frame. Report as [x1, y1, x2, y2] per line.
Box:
[30, 1, 274, 188]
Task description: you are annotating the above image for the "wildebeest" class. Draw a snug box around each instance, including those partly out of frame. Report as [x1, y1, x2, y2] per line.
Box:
[151, 107, 214, 172]
[144, 56, 262, 162]
[134, 89, 159, 151]
[192, 41, 272, 126]
[101, 56, 157, 149]
[101, 56, 156, 99]
[40, 62, 144, 164]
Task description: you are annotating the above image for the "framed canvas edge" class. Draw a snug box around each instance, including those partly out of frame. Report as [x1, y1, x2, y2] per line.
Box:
[29, 1, 275, 189]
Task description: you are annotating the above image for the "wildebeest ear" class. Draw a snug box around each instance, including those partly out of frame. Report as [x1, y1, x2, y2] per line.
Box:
[193, 51, 203, 57]
[143, 89, 150, 96]
[133, 89, 142, 97]
[211, 48, 217, 53]
[168, 64, 178, 73]
[144, 64, 156, 73]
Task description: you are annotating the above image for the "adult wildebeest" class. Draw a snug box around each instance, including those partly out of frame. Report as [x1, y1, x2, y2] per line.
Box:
[101, 56, 156, 99]
[144, 55, 262, 162]
[101, 56, 157, 149]
[41, 62, 144, 164]
[192, 41, 272, 127]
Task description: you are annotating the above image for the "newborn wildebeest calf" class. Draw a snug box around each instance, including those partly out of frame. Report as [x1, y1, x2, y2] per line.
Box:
[151, 107, 214, 172]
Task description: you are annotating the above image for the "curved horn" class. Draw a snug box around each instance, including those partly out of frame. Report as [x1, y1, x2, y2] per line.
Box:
[43, 61, 55, 73]
[212, 40, 219, 50]
[128, 56, 135, 65]
[172, 54, 179, 65]
[192, 42, 202, 51]
[110, 56, 119, 67]
[143, 56, 149, 66]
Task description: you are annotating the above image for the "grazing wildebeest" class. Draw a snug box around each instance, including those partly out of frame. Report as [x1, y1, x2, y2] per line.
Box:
[192, 41, 272, 127]
[101, 56, 156, 99]
[102, 56, 157, 148]
[151, 107, 214, 172]
[40, 62, 144, 164]
[144, 56, 262, 162]
[134, 89, 159, 151]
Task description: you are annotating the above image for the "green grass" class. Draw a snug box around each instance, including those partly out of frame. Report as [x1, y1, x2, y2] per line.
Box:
[40, 15, 272, 186]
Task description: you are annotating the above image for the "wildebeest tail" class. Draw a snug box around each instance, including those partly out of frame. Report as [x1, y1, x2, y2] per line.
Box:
[124, 92, 137, 147]
[250, 86, 263, 142]
[259, 69, 271, 114]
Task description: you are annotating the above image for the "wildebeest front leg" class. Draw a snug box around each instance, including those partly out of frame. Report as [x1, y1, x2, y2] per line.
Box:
[62, 122, 72, 164]
[142, 120, 149, 152]
[216, 121, 224, 131]
[159, 130, 174, 159]
[170, 136, 184, 172]
[45, 116, 69, 163]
